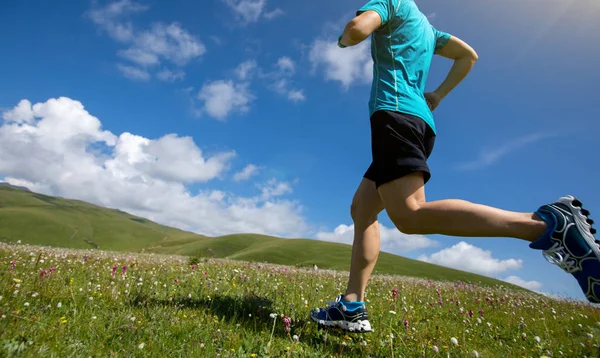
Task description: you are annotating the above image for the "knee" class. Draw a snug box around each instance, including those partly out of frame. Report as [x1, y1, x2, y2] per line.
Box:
[388, 204, 425, 235]
[350, 201, 378, 227]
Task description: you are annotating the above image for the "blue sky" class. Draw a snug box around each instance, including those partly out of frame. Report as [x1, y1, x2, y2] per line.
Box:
[0, 0, 599, 301]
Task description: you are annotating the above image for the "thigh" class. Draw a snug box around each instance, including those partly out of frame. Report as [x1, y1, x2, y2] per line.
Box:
[377, 171, 427, 218]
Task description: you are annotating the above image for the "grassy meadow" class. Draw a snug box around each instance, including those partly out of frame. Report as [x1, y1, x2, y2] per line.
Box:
[2, 242, 600, 358]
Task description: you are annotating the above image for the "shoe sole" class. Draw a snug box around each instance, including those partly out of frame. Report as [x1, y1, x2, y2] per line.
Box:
[310, 314, 373, 333]
[555, 196, 599, 259]
[550, 196, 600, 303]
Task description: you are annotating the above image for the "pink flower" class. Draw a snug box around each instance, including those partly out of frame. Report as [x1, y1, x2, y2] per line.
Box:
[404, 320, 409, 329]
[283, 315, 291, 333]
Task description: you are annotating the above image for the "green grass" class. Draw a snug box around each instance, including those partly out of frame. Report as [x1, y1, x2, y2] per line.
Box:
[0, 185, 206, 252]
[1, 242, 599, 358]
[0, 185, 524, 289]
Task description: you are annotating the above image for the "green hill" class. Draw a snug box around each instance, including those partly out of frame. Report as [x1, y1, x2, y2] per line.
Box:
[0, 184, 523, 289]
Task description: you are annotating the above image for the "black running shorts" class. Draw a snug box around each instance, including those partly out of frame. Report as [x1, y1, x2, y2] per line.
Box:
[364, 110, 436, 188]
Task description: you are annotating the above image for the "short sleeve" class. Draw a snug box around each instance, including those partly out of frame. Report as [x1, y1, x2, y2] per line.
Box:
[433, 26, 451, 53]
[357, 0, 391, 26]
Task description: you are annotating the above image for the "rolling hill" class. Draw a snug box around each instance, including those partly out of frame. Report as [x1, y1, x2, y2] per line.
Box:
[0, 184, 525, 289]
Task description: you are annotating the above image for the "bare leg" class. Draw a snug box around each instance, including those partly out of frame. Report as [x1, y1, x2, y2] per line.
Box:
[343, 178, 384, 303]
[378, 172, 548, 242]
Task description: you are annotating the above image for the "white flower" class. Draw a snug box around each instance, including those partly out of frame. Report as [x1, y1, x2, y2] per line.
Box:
[587, 333, 594, 339]
[472, 350, 480, 358]
[451, 337, 458, 345]
[138, 343, 145, 349]
[389, 310, 397, 315]
[57, 302, 62, 308]
[269, 313, 277, 319]
[432, 346, 439, 353]
[24, 302, 29, 307]
[293, 335, 299, 342]
[534, 336, 541, 343]
[92, 316, 97, 320]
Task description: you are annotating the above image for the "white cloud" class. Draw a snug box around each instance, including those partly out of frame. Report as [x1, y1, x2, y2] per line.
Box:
[276, 57, 295, 74]
[258, 178, 294, 201]
[223, 0, 282, 24]
[264, 8, 285, 20]
[234, 164, 260, 182]
[417, 241, 523, 276]
[117, 64, 150, 81]
[197, 80, 254, 120]
[235, 60, 258, 80]
[288, 90, 306, 102]
[87, 0, 148, 42]
[456, 132, 555, 171]
[157, 69, 185, 82]
[316, 223, 438, 254]
[0, 97, 308, 238]
[88, 1, 205, 81]
[309, 39, 373, 90]
[261, 57, 305, 102]
[126, 22, 206, 67]
[504, 276, 543, 291]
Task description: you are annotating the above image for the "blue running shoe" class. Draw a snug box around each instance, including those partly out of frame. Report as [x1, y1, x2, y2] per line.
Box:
[310, 294, 373, 332]
[530, 196, 599, 303]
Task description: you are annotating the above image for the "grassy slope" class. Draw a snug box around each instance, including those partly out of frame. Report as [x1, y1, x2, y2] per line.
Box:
[0, 185, 205, 252]
[0, 185, 520, 288]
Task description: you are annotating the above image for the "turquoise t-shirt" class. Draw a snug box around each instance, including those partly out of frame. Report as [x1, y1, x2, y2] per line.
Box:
[357, 0, 451, 134]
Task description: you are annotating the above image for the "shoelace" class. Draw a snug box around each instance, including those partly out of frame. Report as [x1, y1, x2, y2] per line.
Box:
[324, 295, 343, 308]
[543, 242, 580, 274]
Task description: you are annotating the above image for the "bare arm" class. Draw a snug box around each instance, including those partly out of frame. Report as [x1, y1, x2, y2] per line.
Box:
[338, 10, 382, 47]
[433, 36, 479, 99]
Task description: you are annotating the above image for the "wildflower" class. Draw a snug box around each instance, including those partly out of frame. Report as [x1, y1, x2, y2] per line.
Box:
[404, 320, 409, 329]
[24, 302, 29, 307]
[472, 351, 480, 357]
[451, 337, 458, 345]
[283, 315, 291, 333]
[57, 302, 62, 308]
[138, 343, 145, 349]
[389, 310, 397, 315]
[534, 336, 541, 343]
[293, 335, 299, 342]
[432, 346, 439, 353]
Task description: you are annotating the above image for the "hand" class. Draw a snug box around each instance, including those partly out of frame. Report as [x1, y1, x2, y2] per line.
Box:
[424, 91, 443, 111]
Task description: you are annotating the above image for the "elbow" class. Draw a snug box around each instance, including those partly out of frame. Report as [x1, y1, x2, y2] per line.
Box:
[470, 50, 479, 63]
[458, 49, 478, 64]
